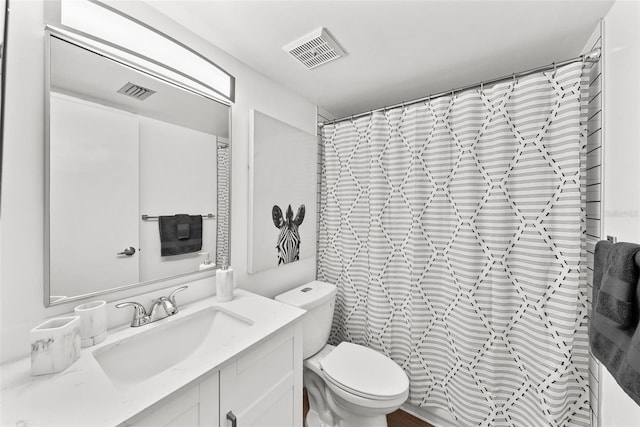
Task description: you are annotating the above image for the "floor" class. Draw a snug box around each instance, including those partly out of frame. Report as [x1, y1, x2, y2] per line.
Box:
[302, 389, 433, 427]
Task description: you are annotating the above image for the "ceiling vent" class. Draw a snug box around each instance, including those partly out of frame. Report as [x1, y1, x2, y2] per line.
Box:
[284, 28, 346, 70]
[117, 82, 156, 100]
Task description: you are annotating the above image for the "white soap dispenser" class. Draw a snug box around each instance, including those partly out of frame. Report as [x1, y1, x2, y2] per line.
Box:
[216, 265, 234, 302]
[198, 252, 215, 271]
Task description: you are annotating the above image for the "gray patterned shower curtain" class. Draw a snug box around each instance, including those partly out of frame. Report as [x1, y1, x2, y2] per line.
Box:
[318, 62, 590, 426]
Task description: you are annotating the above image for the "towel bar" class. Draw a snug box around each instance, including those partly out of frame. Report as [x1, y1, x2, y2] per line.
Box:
[141, 214, 215, 221]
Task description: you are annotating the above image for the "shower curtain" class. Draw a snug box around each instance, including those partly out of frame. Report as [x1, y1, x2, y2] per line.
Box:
[318, 62, 590, 426]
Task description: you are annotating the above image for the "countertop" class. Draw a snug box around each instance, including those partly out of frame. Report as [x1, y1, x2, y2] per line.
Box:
[0, 290, 305, 427]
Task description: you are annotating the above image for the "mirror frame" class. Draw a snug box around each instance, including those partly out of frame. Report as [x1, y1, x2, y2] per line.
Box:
[0, 0, 8, 212]
[44, 26, 232, 307]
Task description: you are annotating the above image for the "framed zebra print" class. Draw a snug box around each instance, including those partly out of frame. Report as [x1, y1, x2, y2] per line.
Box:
[248, 110, 317, 274]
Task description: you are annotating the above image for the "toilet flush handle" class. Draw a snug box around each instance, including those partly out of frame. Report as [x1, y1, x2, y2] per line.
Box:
[226, 411, 237, 427]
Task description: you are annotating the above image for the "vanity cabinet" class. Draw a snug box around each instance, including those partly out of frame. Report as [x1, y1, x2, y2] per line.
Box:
[124, 324, 302, 427]
[124, 373, 219, 427]
[220, 324, 302, 426]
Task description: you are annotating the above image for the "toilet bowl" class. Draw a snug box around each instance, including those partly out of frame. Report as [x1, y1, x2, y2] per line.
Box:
[305, 342, 409, 427]
[275, 281, 409, 427]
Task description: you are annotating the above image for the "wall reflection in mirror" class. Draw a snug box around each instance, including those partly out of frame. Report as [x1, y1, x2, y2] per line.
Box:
[0, 0, 7, 205]
[46, 32, 231, 306]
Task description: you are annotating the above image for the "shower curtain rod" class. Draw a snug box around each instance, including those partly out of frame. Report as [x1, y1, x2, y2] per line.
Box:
[319, 48, 601, 128]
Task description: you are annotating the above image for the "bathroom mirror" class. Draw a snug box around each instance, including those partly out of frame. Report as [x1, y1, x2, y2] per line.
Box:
[45, 29, 231, 306]
[0, 0, 7, 205]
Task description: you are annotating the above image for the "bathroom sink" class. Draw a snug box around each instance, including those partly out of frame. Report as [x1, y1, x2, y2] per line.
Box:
[93, 307, 253, 387]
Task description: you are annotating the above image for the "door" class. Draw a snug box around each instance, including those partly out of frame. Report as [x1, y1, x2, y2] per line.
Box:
[49, 93, 139, 298]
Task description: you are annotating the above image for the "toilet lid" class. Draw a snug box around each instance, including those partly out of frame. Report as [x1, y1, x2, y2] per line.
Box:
[320, 342, 409, 400]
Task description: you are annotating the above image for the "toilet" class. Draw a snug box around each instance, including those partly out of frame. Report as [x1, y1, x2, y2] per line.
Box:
[276, 280, 409, 427]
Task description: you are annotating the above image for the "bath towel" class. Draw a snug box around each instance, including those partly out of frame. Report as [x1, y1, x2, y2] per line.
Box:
[158, 214, 203, 256]
[590, 240, 640, 406]
[596, 242, 640, 329]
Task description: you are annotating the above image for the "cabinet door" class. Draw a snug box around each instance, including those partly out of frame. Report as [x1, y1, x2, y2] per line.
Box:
[123, 383, 199, 427]
[220, 325, 303, 427]
[199, 371, 220, 426]
[124, 371, 219, 427]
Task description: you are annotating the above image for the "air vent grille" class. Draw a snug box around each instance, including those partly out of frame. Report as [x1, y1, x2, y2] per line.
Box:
[284, 28, 345, 70]
[117, 82, 156, 100]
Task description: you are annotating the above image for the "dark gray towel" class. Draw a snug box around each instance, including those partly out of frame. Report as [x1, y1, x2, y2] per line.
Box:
[590, 240, 640, 406]
[589, 326, 640, 405]
[158, 214, 202, 256]
[596, 242, 640, 329]
[593, 240, 611, 296]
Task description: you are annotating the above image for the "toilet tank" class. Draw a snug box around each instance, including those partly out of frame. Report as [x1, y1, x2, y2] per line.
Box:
[275, 281, 337, 359]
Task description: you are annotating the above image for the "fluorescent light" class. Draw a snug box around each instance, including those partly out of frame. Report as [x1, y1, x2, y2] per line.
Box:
[60, 0, 233, 101]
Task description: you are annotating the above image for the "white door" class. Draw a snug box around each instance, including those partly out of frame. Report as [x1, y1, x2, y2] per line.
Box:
[49, 93, 139, 298]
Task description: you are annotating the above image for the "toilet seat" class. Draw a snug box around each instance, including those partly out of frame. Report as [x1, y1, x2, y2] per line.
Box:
[320, 342, 409, 401]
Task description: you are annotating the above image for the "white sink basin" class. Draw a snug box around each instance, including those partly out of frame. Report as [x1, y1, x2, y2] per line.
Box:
[93, 307, 253, 387]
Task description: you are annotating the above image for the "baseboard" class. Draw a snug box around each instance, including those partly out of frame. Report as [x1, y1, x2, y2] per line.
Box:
[400, 403, 458, 427]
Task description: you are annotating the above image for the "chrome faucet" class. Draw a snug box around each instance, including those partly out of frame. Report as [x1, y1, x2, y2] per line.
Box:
[114, 301, 150, 327]
[116, 285, 188, 327]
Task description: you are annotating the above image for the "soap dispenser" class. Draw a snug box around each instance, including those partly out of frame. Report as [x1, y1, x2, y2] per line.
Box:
[216, 264, 234, 302]
[198, 252, 215, 271]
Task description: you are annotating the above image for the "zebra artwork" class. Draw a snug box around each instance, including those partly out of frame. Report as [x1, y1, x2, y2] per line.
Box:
[272, 204, 305, 265]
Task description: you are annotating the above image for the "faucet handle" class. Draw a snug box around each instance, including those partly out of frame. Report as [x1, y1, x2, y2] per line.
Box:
[168, 285, 188, 304]
[165, 286, 188, 315]
[116, 301, 149, 327]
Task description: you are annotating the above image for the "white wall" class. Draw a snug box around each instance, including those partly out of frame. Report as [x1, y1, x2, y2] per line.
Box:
[138, 115, 218, 281]
[0, 0, 317, 363]
[114, 1, 319, 298]
[600, 0, 640, 425]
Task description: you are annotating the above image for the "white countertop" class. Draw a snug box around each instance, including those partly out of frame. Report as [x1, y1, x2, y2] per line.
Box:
[0, 290, 305, 427]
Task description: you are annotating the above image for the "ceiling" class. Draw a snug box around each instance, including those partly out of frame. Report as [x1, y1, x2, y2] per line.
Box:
[146, 0, 614, 119]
